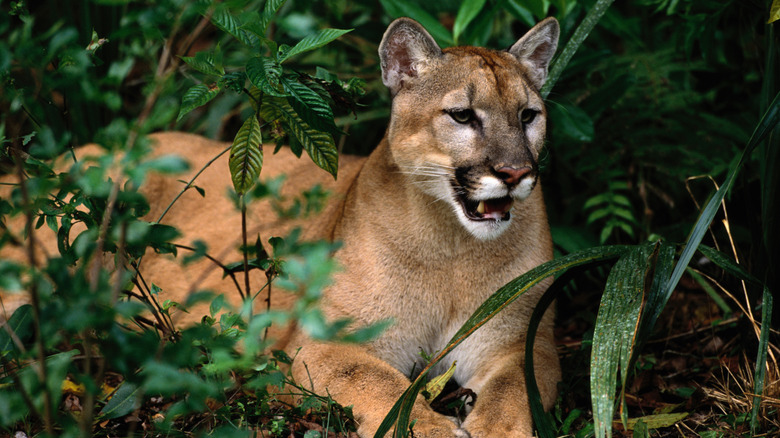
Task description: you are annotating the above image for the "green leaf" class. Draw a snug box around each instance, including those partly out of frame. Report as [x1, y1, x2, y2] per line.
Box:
[770, 0, 780, 23]
[180, 50, 224, 76]
[229, 115, 264, 194]
[280, 76, 337, 134]
[268, 98, 338, 178]
[423, 361, 456, 402]
[621, 413, 688, 431]
[246, 56, 285, 97]
[0, 304, 32, 355]
[280, 28, 352, 62]
[210, 7, 255, 46]
[506, 0, 536, 28]
[178, 83, 220, 121]
[453, 0, 488, 44]
[378, 0, 454, 46]
[590, 243, 662, 438]
[99, 381, 141, 419]
[258, 0, 287, 37]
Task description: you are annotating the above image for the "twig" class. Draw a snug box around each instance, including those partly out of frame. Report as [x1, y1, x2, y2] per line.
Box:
[241, 196, 250, 302]
[11, 147, 54, 435]
[155, 144, 232, 224]
[173, 243, 245, 297]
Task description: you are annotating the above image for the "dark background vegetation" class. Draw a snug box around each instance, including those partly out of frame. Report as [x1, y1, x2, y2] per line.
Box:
[0, 0, 777, 437]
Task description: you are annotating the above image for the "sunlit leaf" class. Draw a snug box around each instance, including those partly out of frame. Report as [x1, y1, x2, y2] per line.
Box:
[769, 0, 780, 23]
[615, 413, 688, 431]
[423, 361, 456, 401]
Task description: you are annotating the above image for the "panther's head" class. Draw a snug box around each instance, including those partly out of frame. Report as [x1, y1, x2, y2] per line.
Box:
[379, 17, 559, 240]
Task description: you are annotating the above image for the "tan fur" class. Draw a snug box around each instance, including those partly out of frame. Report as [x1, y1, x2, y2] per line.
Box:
[1, 17, 561, 438]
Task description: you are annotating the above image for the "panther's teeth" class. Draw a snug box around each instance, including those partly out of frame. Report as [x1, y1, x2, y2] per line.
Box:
[476, 201, 486, 214]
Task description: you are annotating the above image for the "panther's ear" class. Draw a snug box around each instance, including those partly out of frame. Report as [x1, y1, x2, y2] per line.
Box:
[508, 17, 560, 90]
[379, 17, 442, 95]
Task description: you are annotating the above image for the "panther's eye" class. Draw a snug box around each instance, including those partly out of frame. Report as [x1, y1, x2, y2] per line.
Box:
[448, 109, 476, 124]
[520, 109, 538, 125]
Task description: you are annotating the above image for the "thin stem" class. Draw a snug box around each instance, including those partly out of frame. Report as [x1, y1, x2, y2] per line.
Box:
[241, 195, 250, 302]
[11, 147, 54, 435]
[173, 243, 245, 297]
[155, 144, 232, 224]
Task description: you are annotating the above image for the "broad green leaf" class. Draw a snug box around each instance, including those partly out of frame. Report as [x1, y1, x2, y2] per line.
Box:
[229, 115, 264, 194]
[591, 243, 660, 438]
[453, 0, 487, 44]
[268, 98, 338, 178]
[378, 0, 454, 46]
[280, 28, 352, 62]
[770, 0, 780, 23]
[280, 76, 337, 134]
[210, 7, 255, 46]
[524, 0, 550, 20]
[377, 245, 629, 438]
[258, 0, 287, 37]
[423, 361, 456, 402]
[99, 381, 141, 419]
[246, 56, 286, 97]
[180, 50, 224, 76]
[178, 83, 220, 121]
[0, 304, 32, 354]
[506, 0, 537, 28]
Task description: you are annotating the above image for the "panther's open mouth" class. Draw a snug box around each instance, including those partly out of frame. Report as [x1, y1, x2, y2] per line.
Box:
[457, 194, 514, 221]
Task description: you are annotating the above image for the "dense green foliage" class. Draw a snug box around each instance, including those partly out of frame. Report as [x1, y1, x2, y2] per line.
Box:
[0, 0, 777, 437]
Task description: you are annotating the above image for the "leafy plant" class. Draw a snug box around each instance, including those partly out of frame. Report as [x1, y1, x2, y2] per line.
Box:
[0, 0, 365, 436]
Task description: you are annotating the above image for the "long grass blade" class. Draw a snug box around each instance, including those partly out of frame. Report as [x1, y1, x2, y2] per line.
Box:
[541, 0, 616, 99]
[660, 90, 780, 321]
[751, 285, 773, 434]
[591, 243, 659, 438]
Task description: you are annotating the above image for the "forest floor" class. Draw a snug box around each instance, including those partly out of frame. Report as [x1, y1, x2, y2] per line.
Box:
[553, 272, 780, 437]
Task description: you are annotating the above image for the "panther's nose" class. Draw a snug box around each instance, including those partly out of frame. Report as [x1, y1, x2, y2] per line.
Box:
[495, 166, 532, 186]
